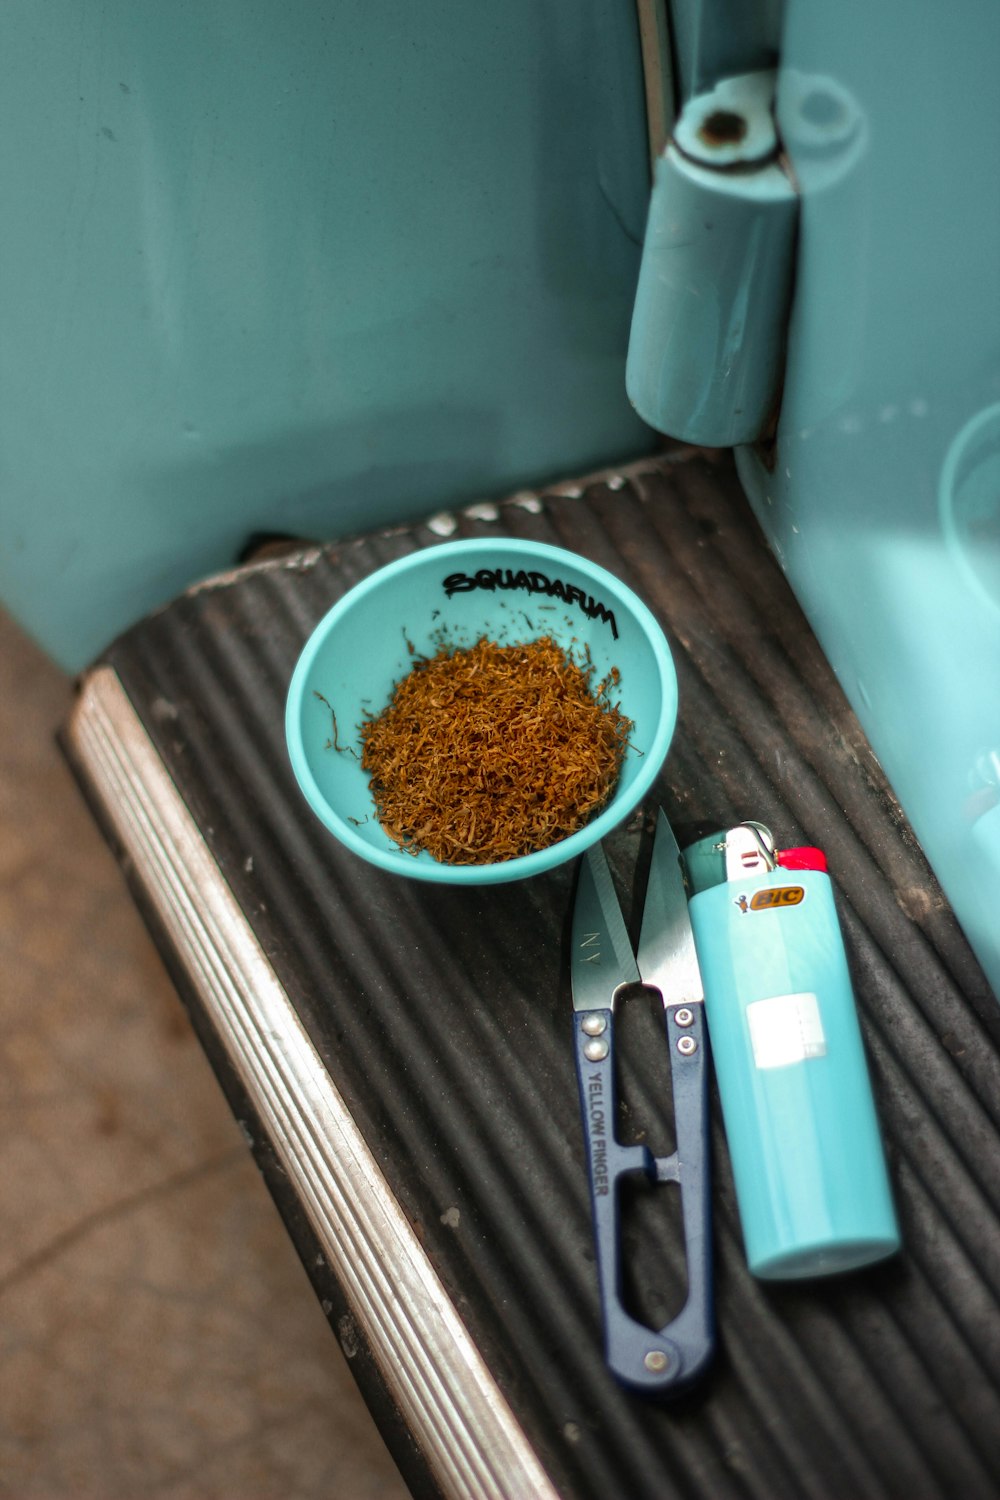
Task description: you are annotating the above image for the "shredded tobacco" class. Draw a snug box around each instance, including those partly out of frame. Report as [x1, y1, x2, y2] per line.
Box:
[357, 635, 633, 864]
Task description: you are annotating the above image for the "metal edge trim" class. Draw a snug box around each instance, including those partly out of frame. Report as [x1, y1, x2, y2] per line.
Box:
[636, 0, 675, 165]
[181, 450, 691, 602]
[68, 665, 560, 1500]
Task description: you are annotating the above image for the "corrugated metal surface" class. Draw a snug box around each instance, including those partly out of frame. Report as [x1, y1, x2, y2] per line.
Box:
[90, 451, 1000, 1499]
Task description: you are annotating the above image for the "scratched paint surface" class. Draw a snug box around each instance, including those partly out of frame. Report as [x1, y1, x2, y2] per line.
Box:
[0, 0, 651, 671]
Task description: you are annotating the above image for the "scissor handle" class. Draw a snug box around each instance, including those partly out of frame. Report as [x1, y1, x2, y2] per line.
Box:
[572, 1000, 713, 1392]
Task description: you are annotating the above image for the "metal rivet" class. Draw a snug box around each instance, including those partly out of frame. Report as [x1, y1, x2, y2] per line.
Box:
[698, 109, 747, 147]
[675, 1008, 694, 1027]
[644, 1349, 670, 1373]
[677, 1035, 698, 1056]
[583, 1037, 610, 1062]
[581, 1013, 608, 1037]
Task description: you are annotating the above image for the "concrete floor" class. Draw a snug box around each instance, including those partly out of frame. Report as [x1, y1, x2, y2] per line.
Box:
[0, 604, 409, 1499]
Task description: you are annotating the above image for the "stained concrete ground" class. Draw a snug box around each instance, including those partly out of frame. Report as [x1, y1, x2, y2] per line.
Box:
[0, 603, 409, 1499]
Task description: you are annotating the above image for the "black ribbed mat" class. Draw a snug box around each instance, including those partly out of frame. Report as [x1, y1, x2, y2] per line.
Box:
[79, 451, 1000, 1500]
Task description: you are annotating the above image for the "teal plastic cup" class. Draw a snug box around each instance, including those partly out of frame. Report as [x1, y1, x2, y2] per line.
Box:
[285, 538, 677, 883]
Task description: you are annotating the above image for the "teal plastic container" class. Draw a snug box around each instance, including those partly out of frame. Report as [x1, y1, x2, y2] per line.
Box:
[285, 539, 677, 884]
[686, 849, 900, 1278]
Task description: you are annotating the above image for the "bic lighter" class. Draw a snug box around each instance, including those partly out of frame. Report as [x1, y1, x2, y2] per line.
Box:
[682, 823, 900, 1279]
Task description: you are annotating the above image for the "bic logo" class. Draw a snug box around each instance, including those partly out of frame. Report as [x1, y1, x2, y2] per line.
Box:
[734, 885, 806, 914]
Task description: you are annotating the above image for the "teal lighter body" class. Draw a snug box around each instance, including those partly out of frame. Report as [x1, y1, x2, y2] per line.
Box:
[685, 826, 900, 1279]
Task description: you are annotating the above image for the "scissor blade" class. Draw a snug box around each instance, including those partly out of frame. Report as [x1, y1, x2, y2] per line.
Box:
[571, 845, 641, 1012]
[637, 809, 704, 1004]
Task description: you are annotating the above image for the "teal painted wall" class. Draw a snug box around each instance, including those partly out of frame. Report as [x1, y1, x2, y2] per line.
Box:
[1, 1, 653, 666]
[736, 0, 1000, 998]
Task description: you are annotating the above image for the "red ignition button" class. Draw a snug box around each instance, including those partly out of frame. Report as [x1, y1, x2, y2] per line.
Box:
[776, 846, 828, 873]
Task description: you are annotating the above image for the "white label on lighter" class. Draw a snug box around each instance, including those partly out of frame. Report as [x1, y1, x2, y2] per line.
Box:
[746, 991, 827, 1069]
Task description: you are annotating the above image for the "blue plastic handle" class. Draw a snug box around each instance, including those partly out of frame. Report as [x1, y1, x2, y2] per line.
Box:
[573, 1001, 713, 1392]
